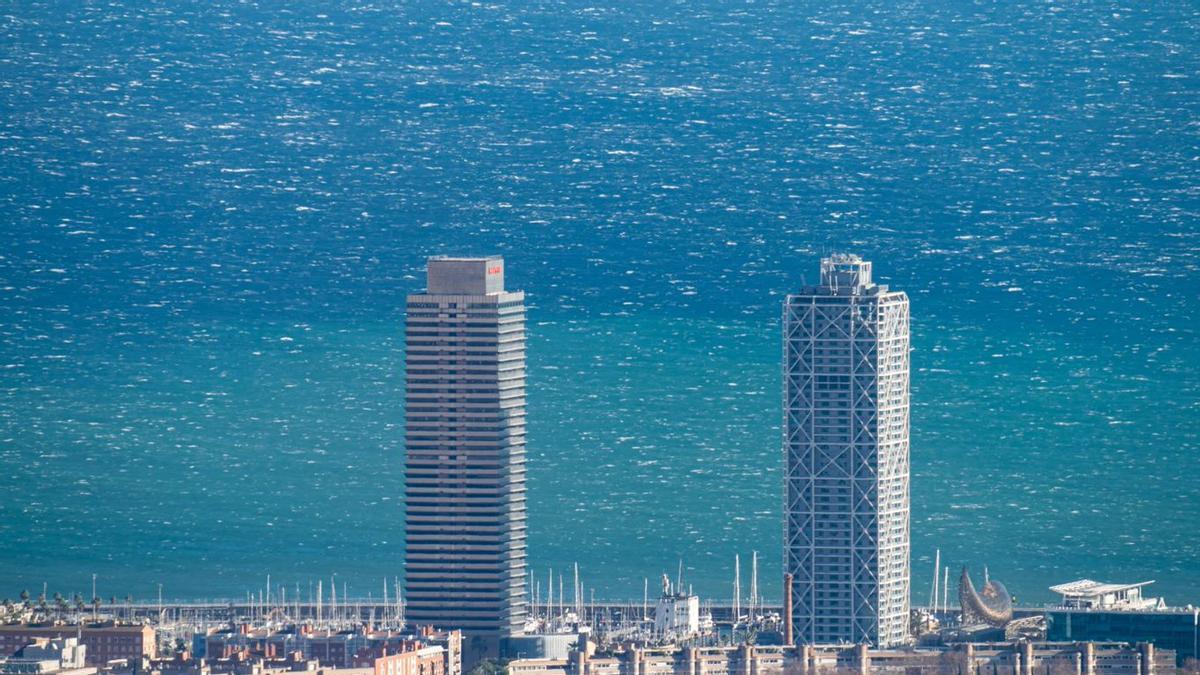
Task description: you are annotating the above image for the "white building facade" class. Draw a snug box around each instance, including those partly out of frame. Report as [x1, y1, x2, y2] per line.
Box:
[783, 255, 910, 647]
[654, 595, 700, 639]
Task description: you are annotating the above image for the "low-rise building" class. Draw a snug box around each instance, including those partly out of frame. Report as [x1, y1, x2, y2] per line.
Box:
[1050, 580, 1166, 611]
[203, 627, 303, 662]
[506, 641, 1178, 675]
[177, 648, 442, 675]
[1045, 579, 1198, 665]
[188, 627, 457, 675]
[504, 635, 585, 662]
[508, 644, 790, 675]
[372, 646, 444, 675]
[0, 625, 154, 666]
[1, 637, 94, 675]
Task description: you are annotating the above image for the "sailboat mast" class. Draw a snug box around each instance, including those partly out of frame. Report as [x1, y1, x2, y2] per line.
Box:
[750, 552, 758, 619]
[942, 566, 950, 614]
[930, 549, 940, 610]
[733, 554, 741, 621]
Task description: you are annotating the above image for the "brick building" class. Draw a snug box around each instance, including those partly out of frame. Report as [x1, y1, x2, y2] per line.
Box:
[0, 624, 154, 666]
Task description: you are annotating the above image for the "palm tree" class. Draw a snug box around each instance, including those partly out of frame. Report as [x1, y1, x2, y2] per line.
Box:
[91, 596, 100, 620]
[19, 590, 30, 609]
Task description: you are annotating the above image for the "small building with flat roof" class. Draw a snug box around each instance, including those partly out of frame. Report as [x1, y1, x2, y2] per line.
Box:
[1045, 580, 1198, 665]
[0, 624, 154, 666]
[1050, 579, 1164, 611]
[1, 637, 94, 675]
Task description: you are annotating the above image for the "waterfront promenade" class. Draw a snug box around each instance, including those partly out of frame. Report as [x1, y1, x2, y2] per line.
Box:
[109, 600, 1043, 625]
[116, 599, 779, 624]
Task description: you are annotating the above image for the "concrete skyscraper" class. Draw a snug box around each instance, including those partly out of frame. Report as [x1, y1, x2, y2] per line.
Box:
[404, 256, 527, 657]
[783, 254, 910, 647]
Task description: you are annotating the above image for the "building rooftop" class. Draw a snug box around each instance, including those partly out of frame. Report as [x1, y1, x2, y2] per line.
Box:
[428, 255, 503, 263]
[1048, 579, 1165, 611]
[791, 254, 894, 297]
[819, 254, 872, 289]
[0, 624, 150, 633]
[1049, 580, 1155, 598]
[423, 256, 506, 295]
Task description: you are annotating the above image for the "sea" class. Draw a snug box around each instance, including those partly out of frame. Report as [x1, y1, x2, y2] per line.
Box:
[0, 0, 1196, 607]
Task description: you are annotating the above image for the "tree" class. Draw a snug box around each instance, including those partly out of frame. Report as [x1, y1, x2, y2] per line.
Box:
[466, 660, 508, 675]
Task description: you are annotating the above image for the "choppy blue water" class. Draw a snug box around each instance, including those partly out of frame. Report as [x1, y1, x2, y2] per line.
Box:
[1, 0, 1197, 607]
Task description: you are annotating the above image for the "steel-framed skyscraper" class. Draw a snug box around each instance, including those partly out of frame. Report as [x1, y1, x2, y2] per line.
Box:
[783, 254, 910, 647]
[404, 256, 527, 655]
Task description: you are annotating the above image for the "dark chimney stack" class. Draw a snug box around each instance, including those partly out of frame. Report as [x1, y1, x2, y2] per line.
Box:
[783, 573, 794, 647]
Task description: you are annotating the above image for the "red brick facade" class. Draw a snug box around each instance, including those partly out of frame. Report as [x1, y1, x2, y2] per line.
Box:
[0, 624, 155, 665]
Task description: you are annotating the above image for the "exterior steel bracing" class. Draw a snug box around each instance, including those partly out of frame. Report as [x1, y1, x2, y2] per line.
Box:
[783, 255, 910, 648]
